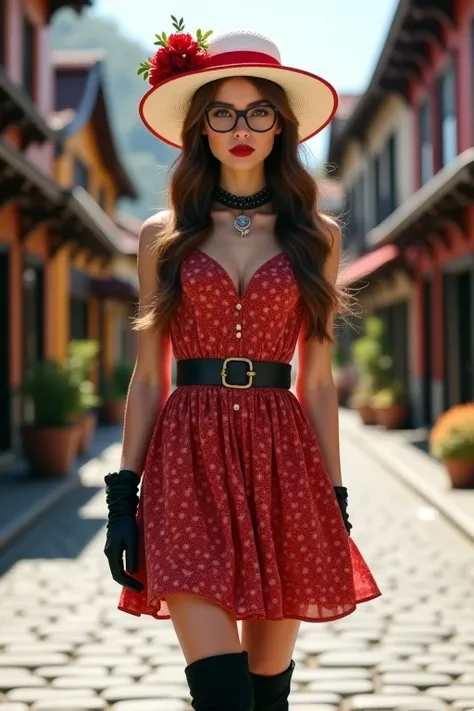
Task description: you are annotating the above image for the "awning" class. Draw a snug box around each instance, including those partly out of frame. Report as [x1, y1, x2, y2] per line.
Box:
[0, 136, 62, 211]
[368, 148, 474, 248]
[0, 138, 124, 257]
[64, 186, 123, 256]
[90, 276, 138, 300]
[339, 245, 399, 286]
[0, 68, 54, 146]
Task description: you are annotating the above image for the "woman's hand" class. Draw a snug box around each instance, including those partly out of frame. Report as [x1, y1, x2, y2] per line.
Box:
[103, 470, 144, 592]
[333, 485, 352, 536]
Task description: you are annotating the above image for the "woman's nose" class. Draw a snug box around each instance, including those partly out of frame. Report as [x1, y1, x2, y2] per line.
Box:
[233, 116, 250, 139]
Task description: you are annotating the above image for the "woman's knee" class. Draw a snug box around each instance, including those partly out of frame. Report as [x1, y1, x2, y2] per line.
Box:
[166, 593, 241, 665]
[243, 619, 300, 676]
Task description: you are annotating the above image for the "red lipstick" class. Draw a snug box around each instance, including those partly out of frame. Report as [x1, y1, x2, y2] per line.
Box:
[229, 145, 255, 157]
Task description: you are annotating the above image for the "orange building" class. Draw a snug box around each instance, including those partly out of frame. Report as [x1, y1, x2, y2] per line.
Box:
[0, 1, 139, 467]
[51, 50, 138, 398]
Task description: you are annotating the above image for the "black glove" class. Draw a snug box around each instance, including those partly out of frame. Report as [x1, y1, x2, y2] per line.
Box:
[104, 469, 144, 592]
[333, 485, 352, 536]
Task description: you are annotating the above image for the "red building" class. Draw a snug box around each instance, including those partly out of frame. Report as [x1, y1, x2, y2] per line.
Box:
[329, 0, 474, 427]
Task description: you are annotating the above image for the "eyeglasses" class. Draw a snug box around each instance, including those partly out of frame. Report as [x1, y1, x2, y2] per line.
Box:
[205, 103, 279, 133]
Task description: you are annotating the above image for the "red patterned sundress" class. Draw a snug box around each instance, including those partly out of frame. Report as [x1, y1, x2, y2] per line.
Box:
[118, 248, 381, 621]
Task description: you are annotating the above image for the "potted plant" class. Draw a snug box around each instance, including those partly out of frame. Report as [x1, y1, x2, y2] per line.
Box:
[349, 378, 377, 425]
[104, 362, 134, 424]
[350, 316, 387, 425]
[20, 360, 82, 477]
[65, 340, 101, 455]
[429, 403, 474, 489]
[371, 381, 408, 429]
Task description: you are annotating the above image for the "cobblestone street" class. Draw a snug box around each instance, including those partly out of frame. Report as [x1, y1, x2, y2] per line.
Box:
[0, 434, 474, 711]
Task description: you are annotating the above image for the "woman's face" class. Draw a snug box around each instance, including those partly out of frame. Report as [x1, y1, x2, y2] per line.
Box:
[202, 77, 281, 170]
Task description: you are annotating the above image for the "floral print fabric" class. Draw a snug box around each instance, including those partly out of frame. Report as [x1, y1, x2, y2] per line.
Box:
[118, 249, 381, 620]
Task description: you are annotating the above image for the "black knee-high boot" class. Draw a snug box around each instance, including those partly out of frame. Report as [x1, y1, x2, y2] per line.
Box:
[185, 651, 255, 711]
[250, 660, 295, 711]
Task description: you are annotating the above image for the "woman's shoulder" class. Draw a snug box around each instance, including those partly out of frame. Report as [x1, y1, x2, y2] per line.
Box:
[140, 209, 173, 234]
[138, 210, 173, 250]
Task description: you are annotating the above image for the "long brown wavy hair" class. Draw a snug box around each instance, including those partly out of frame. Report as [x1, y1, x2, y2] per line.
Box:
[135, 76, 344, 341]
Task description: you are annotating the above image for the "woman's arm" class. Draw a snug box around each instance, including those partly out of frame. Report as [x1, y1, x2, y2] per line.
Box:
[119, 212, 172, 476]
[295, 217, 342, 486]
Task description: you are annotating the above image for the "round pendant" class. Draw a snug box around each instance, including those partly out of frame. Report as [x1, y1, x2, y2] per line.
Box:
[234, 214, 251, 237]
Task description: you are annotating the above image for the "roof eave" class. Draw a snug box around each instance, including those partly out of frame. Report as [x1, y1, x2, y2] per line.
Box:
[53, 61, 138, 200]
[329, 0, 458, 165]
[0, 68, 55, 146]
[368, 148, 474, 248]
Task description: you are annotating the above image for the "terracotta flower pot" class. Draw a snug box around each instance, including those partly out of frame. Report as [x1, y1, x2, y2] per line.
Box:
[356, 403, 376, 426]
[374, 404, 408, 430]
[22, 425, 79, 477]
[442, 458, 474, 489]
[78, 411, 98, 455]
[335, 379, 348, 406]
[105, 399, 126, 424]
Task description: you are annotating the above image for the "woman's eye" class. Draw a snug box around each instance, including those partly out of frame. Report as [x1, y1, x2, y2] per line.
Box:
[213, 109, 231, 117]
[252, 108, 269, 116]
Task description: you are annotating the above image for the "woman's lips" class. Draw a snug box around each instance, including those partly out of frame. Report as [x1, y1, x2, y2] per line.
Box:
[229, 145, 255, 157]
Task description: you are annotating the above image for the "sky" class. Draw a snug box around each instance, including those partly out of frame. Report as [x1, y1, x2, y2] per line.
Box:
[93, 0, 399, 164]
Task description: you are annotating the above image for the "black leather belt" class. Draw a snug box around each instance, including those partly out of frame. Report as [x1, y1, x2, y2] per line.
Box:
[176, 358, 292, 389]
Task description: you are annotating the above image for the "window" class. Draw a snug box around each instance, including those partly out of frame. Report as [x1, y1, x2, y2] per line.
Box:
[23, 14, 36, 97]
[0, 0, 6, 67]
[23, 260, 44, 371]
[419, 98, 433, 185]
[472, 19, 474, 143]
[438, 57, 457, 167]
[70, 298, 89, 340]
[375, 135, 397, 224]
[74, 158, 89, 191]
[347, 174, 367, 254]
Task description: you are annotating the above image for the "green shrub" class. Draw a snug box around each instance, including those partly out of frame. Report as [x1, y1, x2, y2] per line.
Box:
[20, 360, 82, 427]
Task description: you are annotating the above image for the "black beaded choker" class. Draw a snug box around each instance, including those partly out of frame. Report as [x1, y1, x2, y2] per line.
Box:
[215, 187, 271, 211]
[214, 187, 272, 237]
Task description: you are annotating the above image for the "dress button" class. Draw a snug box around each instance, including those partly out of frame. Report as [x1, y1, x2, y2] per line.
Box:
[236, 332, 242, 338]
[236, 303, 242, 310]
[236, 324, 242, 331]
[233, 403, 240, 411]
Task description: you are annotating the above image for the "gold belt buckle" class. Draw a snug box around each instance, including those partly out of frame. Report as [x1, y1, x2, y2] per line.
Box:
[221, 357, 256, 389]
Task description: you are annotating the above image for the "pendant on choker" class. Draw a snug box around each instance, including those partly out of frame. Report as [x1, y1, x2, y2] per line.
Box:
[214, 186, 271, 238]
[234, 213, 252, 237]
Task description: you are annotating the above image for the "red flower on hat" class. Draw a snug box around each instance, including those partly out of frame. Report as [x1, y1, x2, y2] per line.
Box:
[138, 16, 212, 86]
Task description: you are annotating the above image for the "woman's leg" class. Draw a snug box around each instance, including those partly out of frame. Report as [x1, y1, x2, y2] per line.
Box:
[166, 593, 254, 711]
[242, 619, 300, 711]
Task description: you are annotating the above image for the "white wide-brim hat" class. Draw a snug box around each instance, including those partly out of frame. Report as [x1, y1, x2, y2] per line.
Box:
[139, 30, 338, 149]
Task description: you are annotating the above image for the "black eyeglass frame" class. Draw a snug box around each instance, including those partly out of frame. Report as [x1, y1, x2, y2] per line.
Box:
[204, 103, 279, 133]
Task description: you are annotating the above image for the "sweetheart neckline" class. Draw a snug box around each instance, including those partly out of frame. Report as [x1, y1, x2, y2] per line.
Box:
[193, 249, 287, 300]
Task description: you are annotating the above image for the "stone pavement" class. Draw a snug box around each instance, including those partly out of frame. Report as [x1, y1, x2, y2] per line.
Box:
[1, 432, 474, 711]
[339, 409, 474, 542]
[0, 426, 124, 552]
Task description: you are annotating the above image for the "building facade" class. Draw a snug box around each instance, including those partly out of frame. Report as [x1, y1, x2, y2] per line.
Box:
[329, 0, 474, 427]
[0, 1, 139, 467]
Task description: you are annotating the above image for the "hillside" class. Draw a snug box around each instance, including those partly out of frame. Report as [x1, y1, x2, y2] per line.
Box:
[52, 9, 179, 220]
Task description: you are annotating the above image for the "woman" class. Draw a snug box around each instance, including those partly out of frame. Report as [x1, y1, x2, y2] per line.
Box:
[104, 23, 381, 711]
